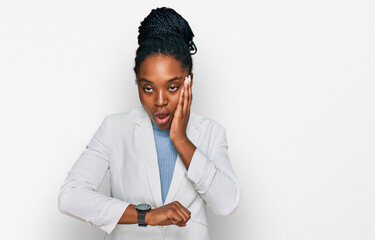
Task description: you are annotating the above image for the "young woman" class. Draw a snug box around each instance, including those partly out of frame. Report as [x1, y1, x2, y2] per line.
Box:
[58, 7, 241, 240]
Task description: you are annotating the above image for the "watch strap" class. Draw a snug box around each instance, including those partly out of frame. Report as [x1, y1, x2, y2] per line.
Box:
[137, 210, 147, 227]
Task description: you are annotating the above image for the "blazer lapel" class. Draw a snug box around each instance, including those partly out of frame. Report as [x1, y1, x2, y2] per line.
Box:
[164, 112, 201, 204]
[134, 108, 163, 208]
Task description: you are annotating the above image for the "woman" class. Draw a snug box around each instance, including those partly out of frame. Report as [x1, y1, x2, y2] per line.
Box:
[58, 7, 241, 240]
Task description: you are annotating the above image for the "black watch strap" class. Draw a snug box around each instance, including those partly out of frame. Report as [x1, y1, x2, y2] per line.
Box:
[137, 210, 147, 227]
[135, 204, 151, 227]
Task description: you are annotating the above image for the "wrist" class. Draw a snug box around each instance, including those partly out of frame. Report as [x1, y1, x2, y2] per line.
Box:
[145, 209, 154, 226]
[171, 135, 188, 146]
[135, 203, 151, 227]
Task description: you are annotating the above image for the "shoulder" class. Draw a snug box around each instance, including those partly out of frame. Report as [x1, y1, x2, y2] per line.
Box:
[104, 107, 142, 121]
[100, 107, 145, 131]
[190, 111, 226, 135]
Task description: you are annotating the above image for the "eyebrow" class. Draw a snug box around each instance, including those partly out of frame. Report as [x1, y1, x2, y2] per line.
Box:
[139, 77, 183, 83]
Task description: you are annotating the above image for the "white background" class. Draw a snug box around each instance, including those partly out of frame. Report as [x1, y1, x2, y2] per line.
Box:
[1, 0, 374, 239]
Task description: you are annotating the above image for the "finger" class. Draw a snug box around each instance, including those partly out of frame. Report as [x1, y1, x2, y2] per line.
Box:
[167, 209, 179, 225]
[175, 84, 185, 117]
[173, 206, 189, 224]
[187, 76, 192, 114]
[174, 201, 191, 221]
[183, 77, 189, 114]
[189, 75, 193, 103]
[171, 210, 184, 225]
[167, 202, 188, 225]
[186, 75, 190, 103]
[176, 222, 187, 227]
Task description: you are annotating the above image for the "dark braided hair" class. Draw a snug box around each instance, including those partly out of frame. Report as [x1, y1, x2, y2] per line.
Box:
[134, 7, 197, 81]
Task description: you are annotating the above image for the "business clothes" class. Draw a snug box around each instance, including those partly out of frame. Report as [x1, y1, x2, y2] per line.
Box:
[58, 107, 241, 240]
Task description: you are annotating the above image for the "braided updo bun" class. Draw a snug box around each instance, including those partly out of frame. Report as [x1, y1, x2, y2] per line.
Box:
[134, 7, 197, 79]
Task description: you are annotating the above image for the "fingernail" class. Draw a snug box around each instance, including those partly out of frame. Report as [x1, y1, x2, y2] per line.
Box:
[185, 76, 188, 84]
[188, 75, 191, 83]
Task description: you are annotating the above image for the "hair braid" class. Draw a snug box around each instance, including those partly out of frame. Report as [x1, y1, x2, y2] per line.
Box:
[134, 7, 197, 80]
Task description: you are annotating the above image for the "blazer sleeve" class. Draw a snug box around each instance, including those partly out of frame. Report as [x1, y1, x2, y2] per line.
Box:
[186, 123, 241, 216]
[58, 116, 129, 234]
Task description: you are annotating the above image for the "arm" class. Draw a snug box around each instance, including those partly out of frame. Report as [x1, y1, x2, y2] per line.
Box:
[175, 124, 242, 216]
[170, 76, 241, 216]
[58, 116, 191, 233]
[118, 202, 191, 227]
[58, 116, 129, 234]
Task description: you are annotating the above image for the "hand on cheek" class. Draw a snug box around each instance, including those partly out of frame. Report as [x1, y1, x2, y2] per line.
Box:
[170, 75, 192, 143]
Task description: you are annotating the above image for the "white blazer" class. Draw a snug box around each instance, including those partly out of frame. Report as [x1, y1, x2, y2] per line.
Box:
[58, 107, 241, 240]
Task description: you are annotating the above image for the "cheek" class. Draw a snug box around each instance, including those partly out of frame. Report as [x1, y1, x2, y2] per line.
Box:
[169, 93, 181, 111]
[138, 92, 152, 109]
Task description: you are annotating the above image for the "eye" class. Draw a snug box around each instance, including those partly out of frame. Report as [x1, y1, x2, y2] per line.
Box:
[142, 87, 153, 93]
[169, 85, 179, 92]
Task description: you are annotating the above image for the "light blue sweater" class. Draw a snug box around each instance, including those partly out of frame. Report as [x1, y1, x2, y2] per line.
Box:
[151, 121, 178, 204]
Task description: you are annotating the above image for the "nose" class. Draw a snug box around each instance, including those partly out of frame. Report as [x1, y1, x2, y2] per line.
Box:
[154, 90, 168, 107]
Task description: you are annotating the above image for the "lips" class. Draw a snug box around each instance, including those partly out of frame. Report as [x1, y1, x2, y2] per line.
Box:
[154, 112, 170, 125]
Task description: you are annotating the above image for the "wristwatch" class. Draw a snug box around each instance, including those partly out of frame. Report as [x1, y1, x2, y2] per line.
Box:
[135, 203, 151, 227]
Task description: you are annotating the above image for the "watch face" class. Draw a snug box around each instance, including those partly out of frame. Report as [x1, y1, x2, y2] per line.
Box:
[136, 204, 151, 211]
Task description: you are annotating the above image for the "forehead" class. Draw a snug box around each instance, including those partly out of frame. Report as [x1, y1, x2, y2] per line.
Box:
[139, 54, 187, 80]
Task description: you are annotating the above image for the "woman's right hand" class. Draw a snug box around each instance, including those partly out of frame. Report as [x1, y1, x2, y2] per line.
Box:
[145, 201, 191, 227]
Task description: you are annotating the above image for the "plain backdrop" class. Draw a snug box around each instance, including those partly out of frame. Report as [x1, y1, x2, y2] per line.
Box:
[1, 0, 374, 239]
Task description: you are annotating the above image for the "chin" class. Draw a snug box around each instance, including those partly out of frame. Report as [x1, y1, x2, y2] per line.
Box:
[154, 118, 172, 130]
[157, 123, 171, 130]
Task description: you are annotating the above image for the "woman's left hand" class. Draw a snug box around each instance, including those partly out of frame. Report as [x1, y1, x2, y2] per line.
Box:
[170, 75, 192, 143]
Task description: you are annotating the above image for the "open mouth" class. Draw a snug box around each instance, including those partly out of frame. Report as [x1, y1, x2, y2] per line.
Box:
[154, 113, 170, 125]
